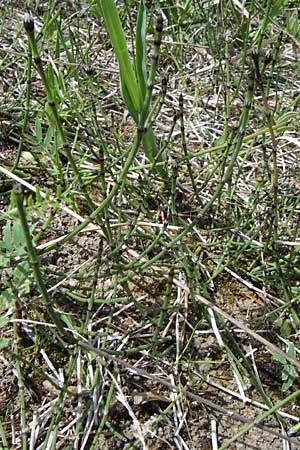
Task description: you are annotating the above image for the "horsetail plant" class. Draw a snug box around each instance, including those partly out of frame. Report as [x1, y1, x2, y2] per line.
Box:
[13, 182, 73, 342]
[96, 0, 165, 172]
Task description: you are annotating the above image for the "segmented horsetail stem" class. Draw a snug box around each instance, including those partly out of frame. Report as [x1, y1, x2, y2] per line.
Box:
[23, 11, 53, 102]
[225, 68, 255, 183]
[179, 93, 200, 201]
[139, 12, 163, 140]
[151, 267, 174, 354]
[251, 49, 279, 242]
[13, 183, 73, 342]
[150, 11, 163, 70]
[251, 48, 260, 80]
[155, 109, 178, 164]
[264, 33, 283, 96]
[150, 75, 168, 128]
[170, 158, 179, 225]
[23, 10, 66, 142]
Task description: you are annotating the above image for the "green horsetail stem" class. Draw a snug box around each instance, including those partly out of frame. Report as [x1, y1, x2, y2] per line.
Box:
[170, 159, 178, 225]
[151, 268, 174, 353]
[252, 49, 279, 240]
[14, 182, 73, 341]
[179, 93, 200, 200]
[141, 12, 165, 172]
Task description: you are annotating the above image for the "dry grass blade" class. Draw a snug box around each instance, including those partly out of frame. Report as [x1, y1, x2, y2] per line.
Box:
[79, 341, 300, 445]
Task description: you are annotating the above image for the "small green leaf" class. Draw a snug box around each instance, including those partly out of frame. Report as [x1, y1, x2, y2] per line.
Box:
[14, 261, 31, 295]
[22, 151, 36, 163]
[273, 352, 287, 364]
[1, 288, 15, 308]
[270, 0, 289, 20]
[44, 126, 53, 147]
[0, 337, 10, 350]
[282, 365, 297, 391]
[13, 219, 25, 249]
[287, 343, 296, 358]
[3, 221, 12, 250]
[213, 131, 229, 147]
[0, 316, 9, 328]
[281, 319, 292, 338]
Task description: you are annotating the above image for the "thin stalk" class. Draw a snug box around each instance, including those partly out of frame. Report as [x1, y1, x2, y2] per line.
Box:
[151, 268, 174, 353]
[179, 93, 200, 201]
[0, 419, 9, 450]
[252, 49, 279, 242]
[89, 370, 119, 448]
[13, 42, 32, 171]
[155, 112, 178, 163]
[219, 388, 300, 450]
[13, 183, 70, 341]
[170, 159, 178, 225]
[141, 13, 164, 168]
[91, 103, 113, 243]
[13, 311, 27, 450]
[150, 75, 168, 127]
[83, 240, 103, 329]
[41, 354, 77, 450]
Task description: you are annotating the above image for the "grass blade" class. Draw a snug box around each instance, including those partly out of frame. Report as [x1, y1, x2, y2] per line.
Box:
[97, 0, 141, 119]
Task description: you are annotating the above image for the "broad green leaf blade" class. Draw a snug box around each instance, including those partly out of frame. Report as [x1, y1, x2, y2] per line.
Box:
[97, 0, 141, 119]
[136, 0, 147, 102]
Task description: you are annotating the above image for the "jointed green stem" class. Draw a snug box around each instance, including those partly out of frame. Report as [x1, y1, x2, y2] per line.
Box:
[14, 182, 71, 341]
